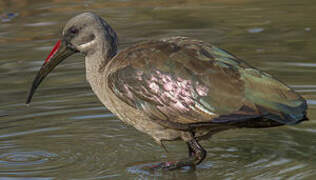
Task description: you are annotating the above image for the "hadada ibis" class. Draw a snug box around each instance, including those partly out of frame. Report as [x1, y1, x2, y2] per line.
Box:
[26, 12, 308, 170]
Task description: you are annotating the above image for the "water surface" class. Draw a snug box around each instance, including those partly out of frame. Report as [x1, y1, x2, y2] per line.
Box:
[0, 0, 316, 179]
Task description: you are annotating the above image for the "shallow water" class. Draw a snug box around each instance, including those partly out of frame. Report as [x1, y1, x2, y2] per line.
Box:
[0, 0, 316, 179]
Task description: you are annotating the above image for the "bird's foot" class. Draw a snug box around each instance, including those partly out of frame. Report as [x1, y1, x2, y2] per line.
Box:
[146, 158, 195, 171]
[134, 138, 206, 172]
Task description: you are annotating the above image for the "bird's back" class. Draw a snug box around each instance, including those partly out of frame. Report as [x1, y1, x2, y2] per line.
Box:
[107, 37, 307, 129]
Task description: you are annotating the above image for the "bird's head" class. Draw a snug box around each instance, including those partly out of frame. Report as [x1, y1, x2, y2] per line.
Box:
[26, 12, 118, 104]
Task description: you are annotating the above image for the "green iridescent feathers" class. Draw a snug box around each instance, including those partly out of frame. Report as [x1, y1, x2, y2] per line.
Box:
[108, 37, 307, 126]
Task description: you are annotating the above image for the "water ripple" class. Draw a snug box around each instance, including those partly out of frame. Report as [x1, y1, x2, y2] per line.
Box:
[0, 148, 79, 175]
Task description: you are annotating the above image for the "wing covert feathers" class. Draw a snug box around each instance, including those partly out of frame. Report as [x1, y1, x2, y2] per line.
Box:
[108, 37, 307, 127]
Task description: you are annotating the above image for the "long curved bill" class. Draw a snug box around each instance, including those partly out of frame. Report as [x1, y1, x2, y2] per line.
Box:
[26, 40, 77, 104]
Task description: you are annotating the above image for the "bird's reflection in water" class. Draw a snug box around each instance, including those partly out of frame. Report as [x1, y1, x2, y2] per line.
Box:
[127, 161, 198, 179]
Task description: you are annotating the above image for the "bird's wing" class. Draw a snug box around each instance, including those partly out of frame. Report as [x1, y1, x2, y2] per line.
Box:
[107, 37, 306, 127]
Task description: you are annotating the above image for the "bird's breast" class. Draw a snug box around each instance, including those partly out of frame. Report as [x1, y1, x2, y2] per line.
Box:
[87, 73, 182, 143]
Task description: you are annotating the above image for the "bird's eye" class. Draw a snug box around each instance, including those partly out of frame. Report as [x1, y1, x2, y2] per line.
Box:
[69, 27, 79, 34]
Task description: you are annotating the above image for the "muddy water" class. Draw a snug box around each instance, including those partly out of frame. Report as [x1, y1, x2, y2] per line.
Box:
[0, 0, 316, 179]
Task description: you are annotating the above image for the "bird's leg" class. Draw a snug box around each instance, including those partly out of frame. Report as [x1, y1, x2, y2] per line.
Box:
[188, 142, 194, 157]
[160, 140, 169, 153]
[150, 138, 207, 170]
[187, 138, 207, 165]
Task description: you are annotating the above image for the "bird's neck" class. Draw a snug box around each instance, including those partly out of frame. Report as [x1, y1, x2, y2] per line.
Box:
[85, 40, 117, 97]
[85, 51, 108, 76]
[85, 35, 117, 76]
[84, 27, 118, 100]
